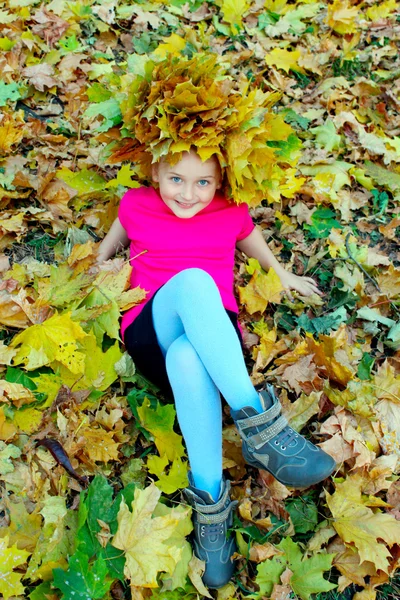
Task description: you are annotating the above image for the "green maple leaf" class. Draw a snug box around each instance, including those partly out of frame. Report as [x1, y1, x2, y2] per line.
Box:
[0, 81, 20, 107]
[83, 98, 122, 133]
[53, 551, 112, 600]
[279, 537, 336, 600]
[285, 496, 319, 534]
[0, 442, 21, 474]
[38, 264, 90, 307]
[59, 34, 86, 54]
[267, 133, 302, 163]
[56, 167, 107, 195]
[252, 537, 336, 600]
[364, 161, 400, 192]
[254, 556, 285, 597]
[76, 475, 135, 581]
[310, 120, 342, 152]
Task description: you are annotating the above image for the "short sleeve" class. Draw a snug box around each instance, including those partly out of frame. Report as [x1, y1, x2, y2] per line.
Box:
[118, 188, 142, 236]
[236, 203, 255, 241]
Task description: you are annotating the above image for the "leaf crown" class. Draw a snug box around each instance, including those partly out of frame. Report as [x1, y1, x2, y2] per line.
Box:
[105, 52, 300, 206]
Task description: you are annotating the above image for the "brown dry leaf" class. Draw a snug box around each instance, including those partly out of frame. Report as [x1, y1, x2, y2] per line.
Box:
[249, 542, 283, 563]
[327, 536, 377, 591]
[362, 455, 398, 496]
[130, 586, 153, 600]
[275, 330, 353, 386]
[21, 64, 58, 92]
[182, 2, 212, 21]
[188, 555, 212, 598]
[0, 380, 36, 407]
[319, 406, 378, 469]
[376, 265, 400, 298]
[306, 524, 337, 554]
[31, 5, 70, 46]
[290, 201, 315, 225]
[96, 519, 112, 548]
[238, 498, 273, 530]
[387, 481, 400, 520]
[257, 470, 292, 501]
[280, 567, 293, 586]
[379, 218, 400, 240]
[318, 431, 354, 465]
[270, 583, 292, 600]
[281, 355, 321, 395]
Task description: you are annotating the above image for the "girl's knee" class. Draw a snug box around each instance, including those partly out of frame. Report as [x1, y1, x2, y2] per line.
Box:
[174, 268, 217, 292]
[165, 334, 201, 372]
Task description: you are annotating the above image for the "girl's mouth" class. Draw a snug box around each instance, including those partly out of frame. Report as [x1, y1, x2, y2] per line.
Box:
[176, 201, 195, 208]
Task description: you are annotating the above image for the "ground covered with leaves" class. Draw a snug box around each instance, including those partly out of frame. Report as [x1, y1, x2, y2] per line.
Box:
[1, 0, 400, 599]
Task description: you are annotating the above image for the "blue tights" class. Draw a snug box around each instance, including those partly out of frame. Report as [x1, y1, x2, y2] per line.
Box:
[152, 268, 263, 501]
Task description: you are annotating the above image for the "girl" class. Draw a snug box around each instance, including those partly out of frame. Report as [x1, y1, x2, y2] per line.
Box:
[97, 148, 336, 589]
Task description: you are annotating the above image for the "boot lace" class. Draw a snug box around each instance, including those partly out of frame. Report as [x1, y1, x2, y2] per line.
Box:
[200, 523, 225, 537]
[273, 425, 299, 450]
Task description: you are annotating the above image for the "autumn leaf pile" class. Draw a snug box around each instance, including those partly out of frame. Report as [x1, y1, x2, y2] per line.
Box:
[1, 0, 400, 599]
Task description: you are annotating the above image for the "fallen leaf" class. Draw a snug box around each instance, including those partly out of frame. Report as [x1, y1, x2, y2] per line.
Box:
[112, 484, 192, 588]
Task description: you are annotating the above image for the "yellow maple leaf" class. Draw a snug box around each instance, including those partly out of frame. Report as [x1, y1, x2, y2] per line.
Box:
[221, 0, 251, 33]
[0, 535, 31, 600]
[137, 397, 186, 461]
[10, 312, 86, 372]
[0, 406, 17, 441]
[366, 0, 397, 21]
[325, 0, 359, 34]
[265, 48, 305, 74]
[0, 212, 26, 234]
[0, 498, 42, 552]
[0, 115, 25, 155]
[326, 474, 400, 573]
[153, 33, 186, 58]
[239, 267, 283, 314]
[112, 484, 192, 587]
[353, 587, 377, 600]
[280, 169, 306, 198]
[13, 407, 43, 434]
[147, 454, 189, 494]
[82, 427, 121, 462]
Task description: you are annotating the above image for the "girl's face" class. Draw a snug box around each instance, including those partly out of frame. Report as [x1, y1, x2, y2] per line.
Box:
[151, 150, 222, 219]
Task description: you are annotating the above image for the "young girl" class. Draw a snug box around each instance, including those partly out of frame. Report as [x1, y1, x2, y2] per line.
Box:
[97, 148, 336, 589]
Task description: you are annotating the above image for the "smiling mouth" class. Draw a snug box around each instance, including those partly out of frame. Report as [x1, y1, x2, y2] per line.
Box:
[176, 201, 195, 207]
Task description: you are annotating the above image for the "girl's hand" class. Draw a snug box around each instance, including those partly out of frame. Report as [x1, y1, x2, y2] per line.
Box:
[278, 270, 322, 301]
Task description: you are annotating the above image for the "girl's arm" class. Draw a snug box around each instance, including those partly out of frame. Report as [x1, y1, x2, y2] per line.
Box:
[96, 217, 129, 263]
[236, 226, 322, 297]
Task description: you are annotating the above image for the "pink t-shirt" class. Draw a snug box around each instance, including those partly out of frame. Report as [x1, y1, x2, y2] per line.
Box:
[118, 186, 255, 339]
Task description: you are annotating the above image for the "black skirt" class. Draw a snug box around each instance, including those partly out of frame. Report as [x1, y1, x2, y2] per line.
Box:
[124, 289, 243, 399]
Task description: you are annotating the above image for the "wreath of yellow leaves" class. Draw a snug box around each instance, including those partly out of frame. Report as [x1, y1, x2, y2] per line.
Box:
[105, 52, 301, 207]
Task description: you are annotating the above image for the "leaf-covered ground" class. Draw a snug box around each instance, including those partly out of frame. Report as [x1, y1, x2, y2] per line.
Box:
[1, 1, 400, 599]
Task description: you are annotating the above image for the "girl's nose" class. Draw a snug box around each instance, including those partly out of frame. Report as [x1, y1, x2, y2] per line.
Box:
[181, 184, 195, 201]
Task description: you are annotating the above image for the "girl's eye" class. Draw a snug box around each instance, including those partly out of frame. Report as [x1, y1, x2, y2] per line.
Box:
[171, 176, 181, 183]
[198, 180, 209, 186]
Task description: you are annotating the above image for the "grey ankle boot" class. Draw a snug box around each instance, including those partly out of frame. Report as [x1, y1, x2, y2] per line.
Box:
[231, 384, 336, 488]
[183, 472, 238, 589]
